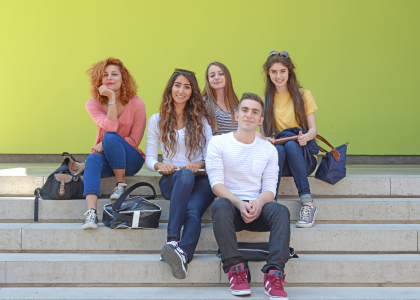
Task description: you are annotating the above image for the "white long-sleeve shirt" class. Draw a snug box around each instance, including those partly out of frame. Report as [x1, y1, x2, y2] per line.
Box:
[145, 113, 213, 172]
[206, 132, 279, 200]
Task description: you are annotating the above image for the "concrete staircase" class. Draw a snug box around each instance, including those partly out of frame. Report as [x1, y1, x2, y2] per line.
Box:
[0, 165, 419, 299]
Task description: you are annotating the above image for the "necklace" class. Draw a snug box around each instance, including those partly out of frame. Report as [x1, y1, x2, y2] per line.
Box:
[117, 103, 121, 109]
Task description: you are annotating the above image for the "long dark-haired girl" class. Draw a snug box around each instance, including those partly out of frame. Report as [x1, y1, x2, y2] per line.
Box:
[202, 62, 239, 135]
[145, 69, 214, 279]
[262, 51, 319, 228]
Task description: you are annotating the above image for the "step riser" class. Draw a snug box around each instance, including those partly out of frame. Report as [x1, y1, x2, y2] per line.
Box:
[1, 254, 419, 285]
[2, 198, 420, 223]
[1, 176, 419, 197]
[1, 224, 419, 253]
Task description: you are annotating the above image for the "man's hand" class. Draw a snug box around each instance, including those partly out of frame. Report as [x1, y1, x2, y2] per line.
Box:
[248, 199, 264, 220]
[239, 201, 256, 223]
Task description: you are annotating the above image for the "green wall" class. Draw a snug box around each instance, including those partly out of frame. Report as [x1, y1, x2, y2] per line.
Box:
[1, 0, 419, 155]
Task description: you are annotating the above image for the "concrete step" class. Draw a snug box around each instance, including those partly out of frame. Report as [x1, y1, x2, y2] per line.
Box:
[2, 197, 420, 223]
[1, 253, 419, 285]
[1, 287, 420, 299]
[1, 223, 419, 253]
[1, 170, 419, 197]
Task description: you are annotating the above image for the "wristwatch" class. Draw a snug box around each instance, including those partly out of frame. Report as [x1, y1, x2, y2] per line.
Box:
[108, 102, 116, 105]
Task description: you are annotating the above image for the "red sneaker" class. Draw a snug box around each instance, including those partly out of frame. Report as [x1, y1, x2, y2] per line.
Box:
[228, 263, 251, 296]
[264, 270, 288, 300]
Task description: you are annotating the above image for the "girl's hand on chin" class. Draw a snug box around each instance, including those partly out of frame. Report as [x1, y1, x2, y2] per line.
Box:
[99, 85, 115, 98]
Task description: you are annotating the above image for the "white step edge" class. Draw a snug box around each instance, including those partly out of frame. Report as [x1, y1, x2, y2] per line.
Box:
[1, 286, 420, 300]
[1, 223, 419, 253]
[1, 253, 420, 285]
[1, 197, 420, 223]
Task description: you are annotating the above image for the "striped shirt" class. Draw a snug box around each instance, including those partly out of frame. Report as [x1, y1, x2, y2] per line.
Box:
[213, 106, 238, 136]
[206, 132, 279, 200]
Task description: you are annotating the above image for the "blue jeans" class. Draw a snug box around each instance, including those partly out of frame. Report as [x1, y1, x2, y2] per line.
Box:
[159, 169, 215, 262]
[83, 132, 144, 197]
[275, 140, 317, 203]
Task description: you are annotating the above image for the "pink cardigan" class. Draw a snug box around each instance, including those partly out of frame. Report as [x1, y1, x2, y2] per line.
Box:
[86, 96, 146, 159]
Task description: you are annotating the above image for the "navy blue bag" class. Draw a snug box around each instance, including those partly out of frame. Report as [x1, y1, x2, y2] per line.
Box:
[315, 135, 349, 185]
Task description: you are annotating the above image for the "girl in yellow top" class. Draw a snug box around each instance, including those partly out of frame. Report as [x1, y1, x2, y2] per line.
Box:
[262, 51, 318, 228]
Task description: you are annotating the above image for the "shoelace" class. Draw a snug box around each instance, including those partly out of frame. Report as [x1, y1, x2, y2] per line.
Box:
[84, 209, 96, 222]
[270, 274, 285, 291]
[231, 270, 248, 285]
[166, 241, 187, 262]
[299, 206, 311, 220]
[113, 184, 127, 194]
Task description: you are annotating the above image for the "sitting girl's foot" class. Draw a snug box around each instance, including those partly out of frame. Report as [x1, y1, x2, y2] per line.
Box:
[296, 205, 317, 228]
[161, 241, 188, 279]
[110, 183, 127, 200]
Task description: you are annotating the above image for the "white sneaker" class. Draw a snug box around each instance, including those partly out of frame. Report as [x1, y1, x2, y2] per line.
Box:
[110, 183, 128, 200]
[82, 208, 98, 229]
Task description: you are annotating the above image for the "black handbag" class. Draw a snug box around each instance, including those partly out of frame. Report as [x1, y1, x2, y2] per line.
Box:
[315, 135, 349, 185]
[103, 182, 161, 229]
[34, 152, 85, 221]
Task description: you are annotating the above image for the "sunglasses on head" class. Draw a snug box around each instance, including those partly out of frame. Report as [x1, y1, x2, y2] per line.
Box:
[269, 51, 289, 58]
[174, 68, 196, 76]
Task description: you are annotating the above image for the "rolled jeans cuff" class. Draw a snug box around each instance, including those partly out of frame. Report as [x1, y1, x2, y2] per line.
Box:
[300, 194, 313, 204]
[83, 189, 101, 198]
[109, 163, 126, 169]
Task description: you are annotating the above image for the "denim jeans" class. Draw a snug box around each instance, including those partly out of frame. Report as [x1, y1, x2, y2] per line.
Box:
[83, 132, 144, 197]
[211, 198, 291, 273]
[159, 169, 215, 262]
[275, 140, 317, 203]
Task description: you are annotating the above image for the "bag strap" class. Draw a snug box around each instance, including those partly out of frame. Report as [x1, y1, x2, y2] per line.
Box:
[34, 188, 40, 222]
[316, 134, 341, 162]
[112, 182, 157, 212]
[62, 152, 77, 162]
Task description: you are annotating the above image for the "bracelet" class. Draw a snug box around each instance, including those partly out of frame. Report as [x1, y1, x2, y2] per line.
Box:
[108, 102, 116, 105]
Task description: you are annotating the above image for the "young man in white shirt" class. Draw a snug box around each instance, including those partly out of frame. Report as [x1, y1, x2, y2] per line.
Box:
[206, 93, 291, 300]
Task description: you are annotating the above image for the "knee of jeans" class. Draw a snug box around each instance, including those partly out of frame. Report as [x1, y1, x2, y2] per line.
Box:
[176, 168, 195, 184]
[211, 198, 232, 217]
[102, 132, 120, 146]
[85, 153, 103, 167]
[284, 140, 300, 152]
[268, 202, 290, 219]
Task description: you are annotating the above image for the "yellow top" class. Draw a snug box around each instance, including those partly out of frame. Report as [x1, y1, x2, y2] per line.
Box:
[274, 89, 318, 132]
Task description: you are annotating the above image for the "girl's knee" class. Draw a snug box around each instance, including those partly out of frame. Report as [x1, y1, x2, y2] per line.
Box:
[85, 153, 104, 166]
[103, 132, 120, 145]
[177, 168, 195, 182]
[284, 140, 300, 151]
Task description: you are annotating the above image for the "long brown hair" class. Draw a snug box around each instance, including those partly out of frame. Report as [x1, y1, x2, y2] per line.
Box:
[86, 57, 137, 106]
[202, 62, 239, 133]
[158, 70, 211, 161]
[262, 53, 308, 136]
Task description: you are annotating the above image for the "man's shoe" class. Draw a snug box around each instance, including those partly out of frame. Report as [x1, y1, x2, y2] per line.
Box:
[228, 263, 251, 296]
[161, 241, 188, 279]
[264, 270, 288, 300]
[82, 208, 98, 229]
[296, 205, 317, 228]
[110, 183, 128, 200]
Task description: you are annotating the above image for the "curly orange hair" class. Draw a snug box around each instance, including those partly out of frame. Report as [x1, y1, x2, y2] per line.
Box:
[86, 58, 137, 106]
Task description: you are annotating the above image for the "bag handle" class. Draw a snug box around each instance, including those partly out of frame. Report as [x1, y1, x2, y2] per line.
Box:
[34, 188, 40, 222]
[61, 152, 77, 161]
[316, 134, 341, 162]
[112, 182, 157, 211]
